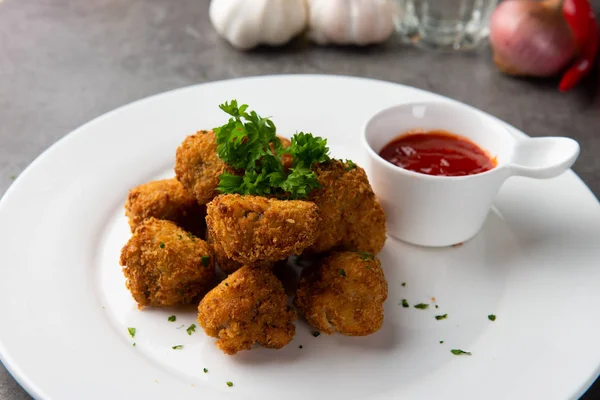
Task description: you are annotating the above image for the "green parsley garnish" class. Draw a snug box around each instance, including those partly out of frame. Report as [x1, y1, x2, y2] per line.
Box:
[127, 327, 136, 338]
[224, 282, 229, 286]
[366, 265, 371, 270]
[435, 305, 439, 309]
[439, 341, 444, 344]
[435, 314, 448, 320]
[213, 100, 329, 199]
[9, 175, 16, 181]
[414, 303, 429, 309]
[133, 342, 136, 346]
[451, 349, 471, 356]
[186, 324, 196, 335]
[172, 345, 183, 350]
[168, 315, 176, 322]
[340, 269, 347, 277]
[488, 314, 496, 321]
[401, 299, 409, 308]
[203, 368, 208, 373]
[344, 159, 357, 171]
[201, 256, 210, 267]
[401, 282, 406, 287]
[159, 242, 165, 248]
[312, 331, 320, 337]
[358, 251, 375, 260]
[226, 381, 233, 387]
[178, 235, 183, 240]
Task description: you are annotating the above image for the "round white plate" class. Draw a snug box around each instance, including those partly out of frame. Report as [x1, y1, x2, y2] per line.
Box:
[1, 75, 599, 400]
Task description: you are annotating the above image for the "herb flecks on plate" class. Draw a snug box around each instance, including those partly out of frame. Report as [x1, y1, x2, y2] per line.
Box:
[414, 303, 429, 310]
[451, 349, 472, 356]
[214, 100, 331, 199]
[488, 314, 497, 321]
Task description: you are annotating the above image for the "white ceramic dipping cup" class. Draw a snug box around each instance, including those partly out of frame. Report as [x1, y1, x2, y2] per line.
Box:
[363, 102, 580, 247]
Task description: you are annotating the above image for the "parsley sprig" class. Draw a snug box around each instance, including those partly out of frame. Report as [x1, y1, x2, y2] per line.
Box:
[214, 100, 330, 199]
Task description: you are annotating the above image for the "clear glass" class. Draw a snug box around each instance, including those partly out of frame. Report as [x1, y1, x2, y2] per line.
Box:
[393, 0, 498, 51]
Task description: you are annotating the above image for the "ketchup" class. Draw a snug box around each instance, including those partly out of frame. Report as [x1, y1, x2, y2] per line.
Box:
[379, 130, 496, 177]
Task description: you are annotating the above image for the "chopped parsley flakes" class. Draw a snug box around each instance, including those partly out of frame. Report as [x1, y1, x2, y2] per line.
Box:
[127, 327, 136, 338]
[226, 381, 233, 387]
[201, 256, 210, 267]
[401, 282, 406, 287]
[488, 314, 496, 321]
[172, 345, 183, 350]
[344, 159, 357, 171]
[451, 349, 471, 356]
[435, 314, 448, 320]
[358, 251, 375, 260]
[439, 341, 444, 344]
[340, 269, 347, 277]
[312, 331, 320, 337]
[203, 368, 208, 373]
[414, 303, 429, 310]
[186, 324, 196, 335]
[159, 242, 165, 248]
[168, 315, 176, 322]
[401, 299, 409, 308]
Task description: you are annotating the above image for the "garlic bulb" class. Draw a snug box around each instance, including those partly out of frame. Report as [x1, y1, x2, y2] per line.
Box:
[209, 0, 309, 50]
[307, 0, 396, 46]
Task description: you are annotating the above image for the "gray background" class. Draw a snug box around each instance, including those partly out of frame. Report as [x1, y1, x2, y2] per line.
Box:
[0, 0, 599, 398]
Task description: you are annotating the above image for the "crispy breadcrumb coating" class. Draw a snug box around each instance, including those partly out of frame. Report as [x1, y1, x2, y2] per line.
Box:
[206, 229, 273, 274]
[197, 266, 296, 355]
[307, 160, 386, 255]
[206, 194, 319, 264]
[294, 251, 388, 336]
[124, 178, 206, 237]
[119, 218, 215, 308]
[175, 130, 233, 205]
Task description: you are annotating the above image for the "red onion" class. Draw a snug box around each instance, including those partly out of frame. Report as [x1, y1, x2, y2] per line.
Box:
[489, 0, 576, 77]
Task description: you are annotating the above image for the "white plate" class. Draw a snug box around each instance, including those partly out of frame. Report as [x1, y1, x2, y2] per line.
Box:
[1, 75, 599, 400]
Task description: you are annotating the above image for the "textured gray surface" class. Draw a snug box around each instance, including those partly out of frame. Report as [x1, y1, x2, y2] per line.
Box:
[0, 0, 599, 399]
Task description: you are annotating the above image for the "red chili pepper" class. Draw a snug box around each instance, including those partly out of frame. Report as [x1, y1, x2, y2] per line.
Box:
[559, 0, 599, 92]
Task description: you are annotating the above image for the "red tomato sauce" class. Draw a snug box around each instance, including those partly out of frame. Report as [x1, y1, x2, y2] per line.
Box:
[379, 130, 496, 177]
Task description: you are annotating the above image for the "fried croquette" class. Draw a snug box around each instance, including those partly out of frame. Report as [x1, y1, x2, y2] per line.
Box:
[119, 218, 216, 308]
[206, 194, 319, 264]
[124, 178, 206, 236]
[294, 251, 388, 336]
[306, 160, 386, 255]
[175, 130, 233, 205]
[277, 136, 293, 170]
[197, 265, 296, 355]
[206, 229, 273, 274]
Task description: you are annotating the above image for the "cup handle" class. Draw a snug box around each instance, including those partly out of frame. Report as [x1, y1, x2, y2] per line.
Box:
[508, 137, 580, 179]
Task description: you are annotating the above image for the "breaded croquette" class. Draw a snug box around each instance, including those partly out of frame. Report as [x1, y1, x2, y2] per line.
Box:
[206, 229, 273, 274]
[175, 130, 232, 205]
[277, 136, 293, 170]
[294, 251, 388, 336]
[119, 218, 215, 308]
[206, 194, 319, 264]
[124, 178, 206, 236]
[197, 266, 296, 355]
[306, 160, 386, 255]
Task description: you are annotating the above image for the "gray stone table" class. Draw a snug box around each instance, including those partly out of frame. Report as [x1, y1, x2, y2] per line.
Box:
[0, 0, 599, 399]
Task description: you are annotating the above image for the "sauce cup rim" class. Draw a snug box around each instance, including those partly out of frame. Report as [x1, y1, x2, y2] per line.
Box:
[361, 101, 511, 181]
